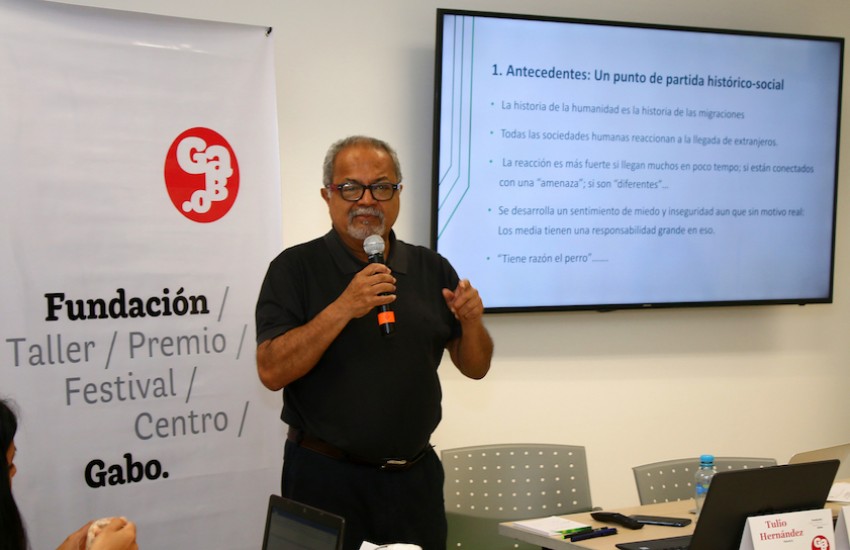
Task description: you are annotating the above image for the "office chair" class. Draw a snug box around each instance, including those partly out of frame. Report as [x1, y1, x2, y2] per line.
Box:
[442, 443, 593, 549]
[632, 456, 777, 505]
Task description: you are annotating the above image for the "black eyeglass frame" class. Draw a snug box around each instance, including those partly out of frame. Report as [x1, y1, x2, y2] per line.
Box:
[325, 181, 402, 201]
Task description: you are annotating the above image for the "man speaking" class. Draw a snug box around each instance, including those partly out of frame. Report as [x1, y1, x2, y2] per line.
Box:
[255, 135, 493, 550]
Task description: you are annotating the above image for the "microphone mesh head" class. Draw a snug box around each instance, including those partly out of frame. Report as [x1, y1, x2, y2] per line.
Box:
[363, 234, 385, 256]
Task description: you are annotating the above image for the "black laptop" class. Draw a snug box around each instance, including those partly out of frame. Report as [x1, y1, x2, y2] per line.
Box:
[261, 495, 345, 550]
[616, 459, 839, 550]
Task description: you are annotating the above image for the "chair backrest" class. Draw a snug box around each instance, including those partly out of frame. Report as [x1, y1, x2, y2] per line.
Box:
[442, 443, 592, 549]
[632, 456, 778, 505]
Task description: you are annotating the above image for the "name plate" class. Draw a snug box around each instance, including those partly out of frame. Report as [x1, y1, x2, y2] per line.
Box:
[739, 508, 834, 550]
[835, 506, 850, 550]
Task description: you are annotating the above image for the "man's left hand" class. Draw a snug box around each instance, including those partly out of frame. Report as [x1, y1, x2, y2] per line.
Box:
[442, 279, 484, 323]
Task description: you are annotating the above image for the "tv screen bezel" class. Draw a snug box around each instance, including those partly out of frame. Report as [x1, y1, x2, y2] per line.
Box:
[430, 8, 843, 314]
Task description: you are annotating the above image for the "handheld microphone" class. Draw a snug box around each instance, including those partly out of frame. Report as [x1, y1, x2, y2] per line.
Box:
[363, 234, 395, 336]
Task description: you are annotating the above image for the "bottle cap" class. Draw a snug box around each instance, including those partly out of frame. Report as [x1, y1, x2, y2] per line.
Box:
[699, 454, 715, 464]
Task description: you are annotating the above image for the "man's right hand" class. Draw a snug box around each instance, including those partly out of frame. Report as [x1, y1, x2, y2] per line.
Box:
[337, 263, 396, 319]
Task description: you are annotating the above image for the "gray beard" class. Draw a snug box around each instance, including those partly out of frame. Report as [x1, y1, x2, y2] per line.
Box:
[347, 206, 385, 240]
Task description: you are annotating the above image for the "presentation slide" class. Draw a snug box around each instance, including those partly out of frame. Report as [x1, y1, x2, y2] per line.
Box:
[434, 12, 842, 311]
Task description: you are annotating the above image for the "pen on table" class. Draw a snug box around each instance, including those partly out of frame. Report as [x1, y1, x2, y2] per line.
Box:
[559, 526, 593, 536]
[569, 527, 618, 541]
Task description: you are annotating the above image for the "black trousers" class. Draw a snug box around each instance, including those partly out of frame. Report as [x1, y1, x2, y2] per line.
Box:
[281, 439, 448, 550]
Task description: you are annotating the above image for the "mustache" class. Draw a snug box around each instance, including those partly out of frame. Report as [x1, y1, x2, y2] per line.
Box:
[348, 206, 384, 223]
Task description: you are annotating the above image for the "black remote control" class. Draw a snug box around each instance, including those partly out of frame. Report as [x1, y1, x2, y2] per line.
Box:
[590, 511, 644, 530]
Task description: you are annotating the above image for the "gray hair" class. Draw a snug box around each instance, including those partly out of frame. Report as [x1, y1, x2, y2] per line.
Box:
[322, 135, 403, 189]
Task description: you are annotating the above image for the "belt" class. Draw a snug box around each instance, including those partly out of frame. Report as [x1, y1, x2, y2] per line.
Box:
[287, 427, 429, 471]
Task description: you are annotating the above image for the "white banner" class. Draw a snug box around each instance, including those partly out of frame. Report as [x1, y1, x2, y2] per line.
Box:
[0, 1, 283, 548]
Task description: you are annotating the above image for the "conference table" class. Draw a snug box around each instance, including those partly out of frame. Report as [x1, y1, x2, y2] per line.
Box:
[499, 500, 695, 550]
[499, 496, 849, 550]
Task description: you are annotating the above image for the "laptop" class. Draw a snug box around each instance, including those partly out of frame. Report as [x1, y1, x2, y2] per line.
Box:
[261, 495, 345, 550]
[789, 442, 850, 479]
[615, 459, 839, 550]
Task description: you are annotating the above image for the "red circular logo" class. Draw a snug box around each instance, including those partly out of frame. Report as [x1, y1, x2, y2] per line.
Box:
[812, 535, 830, 550]
[164, 127, 239, 223]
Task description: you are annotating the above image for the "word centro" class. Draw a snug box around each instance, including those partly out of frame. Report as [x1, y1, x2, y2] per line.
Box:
[44, 288, 209, 322]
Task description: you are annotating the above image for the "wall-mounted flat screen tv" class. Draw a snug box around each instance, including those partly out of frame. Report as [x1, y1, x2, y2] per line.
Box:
[432, 9, 843, 312]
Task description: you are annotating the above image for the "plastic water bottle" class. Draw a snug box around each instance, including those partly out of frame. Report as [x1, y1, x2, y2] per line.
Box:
[694, 454, 716, 515]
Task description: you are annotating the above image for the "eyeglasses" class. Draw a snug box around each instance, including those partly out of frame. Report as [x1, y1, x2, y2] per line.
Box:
[326, 181, 402, 201]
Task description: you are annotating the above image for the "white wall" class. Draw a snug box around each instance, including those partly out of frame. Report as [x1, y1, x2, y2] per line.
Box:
[56, 0, 850, 509]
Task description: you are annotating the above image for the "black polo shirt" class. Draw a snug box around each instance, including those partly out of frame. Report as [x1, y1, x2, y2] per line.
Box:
[256, 229, 461, 461]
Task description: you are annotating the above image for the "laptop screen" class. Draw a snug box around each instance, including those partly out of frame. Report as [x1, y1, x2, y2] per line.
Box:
[789, 443, 850, 478]
[262, 495, 345, 550]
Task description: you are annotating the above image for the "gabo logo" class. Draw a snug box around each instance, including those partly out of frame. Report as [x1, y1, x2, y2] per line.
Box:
[84, 453, 168, 488]
[164, 127, 239, 222]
